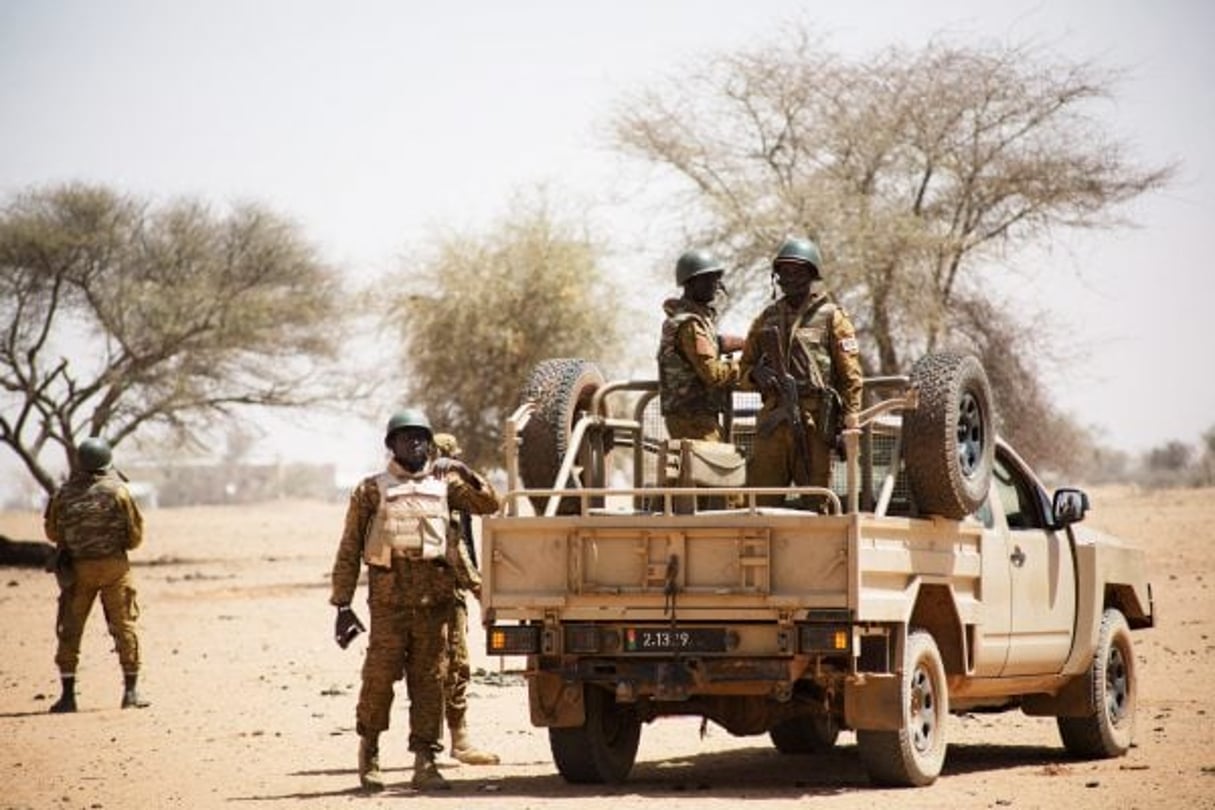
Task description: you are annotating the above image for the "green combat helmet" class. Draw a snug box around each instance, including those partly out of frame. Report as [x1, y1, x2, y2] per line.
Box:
[772, 237, 823, 278]
[675, 249, 725, 286]
[77, 437, 112, 472]
[384, 409, 433, 445]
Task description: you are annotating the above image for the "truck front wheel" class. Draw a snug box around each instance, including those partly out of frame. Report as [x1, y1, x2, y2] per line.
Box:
[549, 685, 641, 784]
[1057, 608, 1137, 758]
[856, 630, 949, 786]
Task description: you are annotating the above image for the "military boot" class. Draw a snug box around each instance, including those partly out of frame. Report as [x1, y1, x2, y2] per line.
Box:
[449, 715, 500, 765]
[49, 675, 76, 714]
[358, 734, 385, 792]
[410, 750, 451, 791]
[121, 673, 150, 709]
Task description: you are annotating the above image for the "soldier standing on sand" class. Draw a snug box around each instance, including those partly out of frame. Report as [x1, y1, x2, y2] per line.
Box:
[432, 432, 500, 766]
[657, 249, 743, 441]
[739, 237, 864, 508]
[329, 409, 500, 793]
[43, 437, 149, 712]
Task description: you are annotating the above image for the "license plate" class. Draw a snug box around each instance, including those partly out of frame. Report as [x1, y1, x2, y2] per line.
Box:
[624, 627, 726, 653]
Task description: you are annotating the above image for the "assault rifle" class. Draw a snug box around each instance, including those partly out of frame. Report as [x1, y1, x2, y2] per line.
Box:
[458, 510, 478, 569]
[758, 325, 814, 485]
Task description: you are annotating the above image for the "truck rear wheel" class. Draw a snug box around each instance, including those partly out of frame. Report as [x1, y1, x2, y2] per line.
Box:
[517, 358, 605, 514]
[856, 630, 949, 786]
[769, 713, 840, 754]
[548, 685, 641, 784]
[904, 352, 994, 519]
[1057, 608, 1136, 758]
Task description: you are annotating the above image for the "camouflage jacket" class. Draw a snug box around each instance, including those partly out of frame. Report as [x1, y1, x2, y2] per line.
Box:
[739, 291, 864, 419]
[657, 297, 740, 417]
[329, 458, 499, 608]
[44, 469, 143, 560]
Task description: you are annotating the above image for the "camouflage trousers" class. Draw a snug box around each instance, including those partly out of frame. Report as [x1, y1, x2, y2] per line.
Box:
[664, 412, 724, 442]
[444, 597, 471, 727]
[747, 414, 833, 509]
[356, 562, 450, 754]
[55, 555, 140, 675]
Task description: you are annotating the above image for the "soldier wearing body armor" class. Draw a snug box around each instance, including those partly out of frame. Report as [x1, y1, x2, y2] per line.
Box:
[432, 432, 500, 767]
[329, 410, 499, 792]
[657, 249, 743, 441]
[43, 437, 148, 712]
[739, 238, 863, 507]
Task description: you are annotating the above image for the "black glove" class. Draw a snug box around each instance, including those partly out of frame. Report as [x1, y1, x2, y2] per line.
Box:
[334, 605, 366, 649]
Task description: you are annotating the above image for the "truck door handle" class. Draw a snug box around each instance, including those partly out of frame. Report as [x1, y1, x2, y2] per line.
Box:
[1010, 545, 1026, 567]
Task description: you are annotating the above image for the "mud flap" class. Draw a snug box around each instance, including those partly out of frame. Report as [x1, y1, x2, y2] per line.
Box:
[529, 670, 586, 727]
[844, 672, 902, 730]
[1022, 675, 1094, 717]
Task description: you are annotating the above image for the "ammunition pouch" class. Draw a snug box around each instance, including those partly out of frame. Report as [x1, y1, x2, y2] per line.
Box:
[665, 439, 748, 513]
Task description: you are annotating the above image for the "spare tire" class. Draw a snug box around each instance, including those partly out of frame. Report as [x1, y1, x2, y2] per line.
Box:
[517, 358, 605, 514]
[903, 352, 994, 520]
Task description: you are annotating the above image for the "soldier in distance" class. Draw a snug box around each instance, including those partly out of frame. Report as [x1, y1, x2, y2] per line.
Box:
[43, 437, 149, 712]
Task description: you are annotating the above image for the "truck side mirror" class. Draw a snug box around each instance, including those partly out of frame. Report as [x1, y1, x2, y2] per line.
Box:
[1052, 488, 1090, 527]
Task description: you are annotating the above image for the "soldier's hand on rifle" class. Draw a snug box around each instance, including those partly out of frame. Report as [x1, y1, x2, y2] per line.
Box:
[433, 457, 480, 488]
[751, 360, 781, 398]
[334, 605, 366, 649]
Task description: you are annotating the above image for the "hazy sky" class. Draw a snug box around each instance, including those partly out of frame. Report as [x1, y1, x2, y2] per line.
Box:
[2, 0, 1212, 483]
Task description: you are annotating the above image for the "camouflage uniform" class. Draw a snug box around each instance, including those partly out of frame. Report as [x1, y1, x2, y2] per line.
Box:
[657, 297, 740, 441]
[44, 469, 144, 680]
[739, 292, 863, 506]
[329, 458, 498, 756]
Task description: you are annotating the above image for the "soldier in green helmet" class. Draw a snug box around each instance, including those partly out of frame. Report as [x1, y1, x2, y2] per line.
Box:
[329, 408, 499, 792]
[43, 436, 149, 712]
[739, 237, 864, 507]
[657, 248, 743, 441]
[431, 432, 500, 766]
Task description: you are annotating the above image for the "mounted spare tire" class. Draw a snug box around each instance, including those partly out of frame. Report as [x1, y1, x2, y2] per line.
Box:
[903, 352, 994, 520]
[517, 358, 605, 514]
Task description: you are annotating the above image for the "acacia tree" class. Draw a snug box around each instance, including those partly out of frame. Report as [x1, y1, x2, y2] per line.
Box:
[0, 183, 354, 495]
[390, 193, 621, 471]
[611, 29, 1173, 469]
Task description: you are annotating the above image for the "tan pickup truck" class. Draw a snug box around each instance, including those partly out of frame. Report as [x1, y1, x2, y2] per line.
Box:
[482, 354, 1154, 787]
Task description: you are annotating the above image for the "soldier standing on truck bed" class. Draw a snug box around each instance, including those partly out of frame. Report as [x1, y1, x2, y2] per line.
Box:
[329, 409, 500, 793]
[739, 237, 864, 508]
[43, 436, 149, 712]
[657, 248, 743, 441]
[432, 432, 500, 766]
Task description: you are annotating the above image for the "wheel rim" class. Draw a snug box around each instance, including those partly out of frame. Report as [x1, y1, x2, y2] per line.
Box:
[1105, 642, 1130, 724]
[909, 662, 938, 754]
[955, 390, 985, 479]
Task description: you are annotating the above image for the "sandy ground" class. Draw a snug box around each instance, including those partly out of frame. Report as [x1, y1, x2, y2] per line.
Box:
[1, 485, 1213, 809]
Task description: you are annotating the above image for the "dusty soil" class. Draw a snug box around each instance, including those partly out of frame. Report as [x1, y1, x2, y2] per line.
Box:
[1, 486, 1212, 809]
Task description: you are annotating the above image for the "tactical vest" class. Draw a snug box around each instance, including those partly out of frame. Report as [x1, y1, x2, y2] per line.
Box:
[658, 310, 727, 416]
[54, 473, 131, 559]
[785, 295, 837, 396]
[362, 472, 450, 569]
